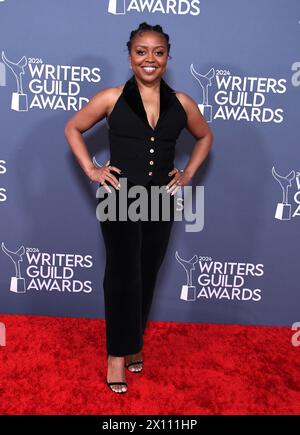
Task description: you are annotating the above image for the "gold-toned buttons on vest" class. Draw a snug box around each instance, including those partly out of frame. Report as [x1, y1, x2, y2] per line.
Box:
[148, 138, 155, 176]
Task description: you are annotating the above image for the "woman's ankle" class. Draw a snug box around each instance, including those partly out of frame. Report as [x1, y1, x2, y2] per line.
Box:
[108, 354, 125, 363]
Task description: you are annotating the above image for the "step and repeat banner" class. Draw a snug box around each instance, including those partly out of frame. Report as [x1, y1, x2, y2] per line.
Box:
[0, 1, 299, 326]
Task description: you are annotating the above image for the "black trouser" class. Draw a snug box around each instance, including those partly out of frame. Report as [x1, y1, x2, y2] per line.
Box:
[98, 177, 175, 356]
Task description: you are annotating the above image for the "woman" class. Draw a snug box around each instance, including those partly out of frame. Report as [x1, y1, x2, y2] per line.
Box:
[64, 22, 213, 394]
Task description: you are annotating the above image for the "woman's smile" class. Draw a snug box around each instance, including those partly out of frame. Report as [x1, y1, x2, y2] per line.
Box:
[141, 66, 158, 75]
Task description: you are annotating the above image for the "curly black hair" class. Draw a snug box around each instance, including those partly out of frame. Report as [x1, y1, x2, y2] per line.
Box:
[126, 22, 171, 55]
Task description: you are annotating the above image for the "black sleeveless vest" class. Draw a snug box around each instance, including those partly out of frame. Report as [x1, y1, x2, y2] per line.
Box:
[106, 74, 187, 186]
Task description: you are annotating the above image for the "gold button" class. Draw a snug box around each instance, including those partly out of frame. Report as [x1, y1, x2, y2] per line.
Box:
[148, 171, 153, 176]
[150, 136, 155, 141]
[150, 148, 154, 153]
[149, 160, 154, 165]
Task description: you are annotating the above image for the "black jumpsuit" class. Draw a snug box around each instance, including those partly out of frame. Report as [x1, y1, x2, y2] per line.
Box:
[97, 74, 187, 356]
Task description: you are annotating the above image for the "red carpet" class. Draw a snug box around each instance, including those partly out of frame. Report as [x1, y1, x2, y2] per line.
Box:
[0, 314, 299, 415]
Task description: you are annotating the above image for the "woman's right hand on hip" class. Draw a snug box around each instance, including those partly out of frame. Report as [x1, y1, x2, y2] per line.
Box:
[88, 160, 122, 193]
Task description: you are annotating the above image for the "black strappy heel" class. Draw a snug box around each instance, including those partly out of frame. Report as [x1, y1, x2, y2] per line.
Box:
[106, 355, 128, 393]
[125, 360, 143, 373]
[106, 380, 128, 393]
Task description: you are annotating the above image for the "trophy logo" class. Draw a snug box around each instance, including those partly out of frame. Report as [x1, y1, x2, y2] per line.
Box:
[190, 64, 215, 122]
[108, 0, 126, 15]
[0, 61, 5, 87]
[1, 51, 28, 111]
[175, 251, 198, 301]
[1, 242, 26, 293]
[272, 166, 295, 220]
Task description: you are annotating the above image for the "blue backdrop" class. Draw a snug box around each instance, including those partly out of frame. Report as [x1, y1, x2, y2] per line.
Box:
[0, 0, 299, 326]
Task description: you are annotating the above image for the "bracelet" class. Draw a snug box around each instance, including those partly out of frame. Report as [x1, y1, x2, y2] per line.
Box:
[89, 157, 103, 184]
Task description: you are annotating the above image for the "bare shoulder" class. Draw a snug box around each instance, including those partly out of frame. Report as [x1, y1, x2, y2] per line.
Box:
[174, 90, 212, 140]
[106, 84, 125, 117]
[64, 82, 126, 133]
[105, 83, 125, 99]
[174, 91, 198, 115]
[88, 83, 124, 117]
